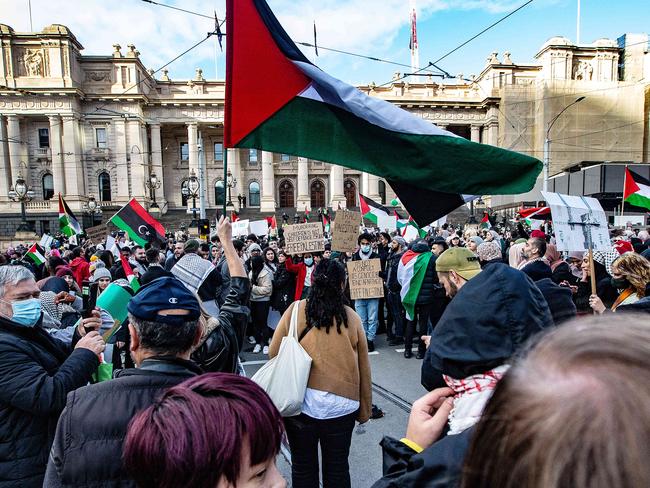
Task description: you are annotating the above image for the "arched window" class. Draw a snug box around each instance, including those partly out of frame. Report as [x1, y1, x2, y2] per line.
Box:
[98, 172, 111, 201]
[278, 179, 294, 208]
[344, 179, 357, 208]
[249, 181, 260, 206]
[378, 180, 386, 205]
[215, 180, 225, 206]
[310, 179, 325, 209]
[42, 173, 54, 200]
[181, 180, 189, 206]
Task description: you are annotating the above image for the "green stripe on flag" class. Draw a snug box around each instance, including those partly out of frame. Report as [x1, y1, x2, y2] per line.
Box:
[626, 192, 650, 211]
[111, 215, 148, 246]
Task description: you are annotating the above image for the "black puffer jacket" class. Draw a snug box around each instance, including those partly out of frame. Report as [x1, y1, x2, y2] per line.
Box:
[272, 263, 296, 314]
[44, 357, 201, 488]
[0, 316, 98, 488]
[386, 251, 404, 293]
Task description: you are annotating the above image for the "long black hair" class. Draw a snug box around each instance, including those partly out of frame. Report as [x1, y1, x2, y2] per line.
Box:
[305, 259, 349, 334]
[251, 255, 265, 284]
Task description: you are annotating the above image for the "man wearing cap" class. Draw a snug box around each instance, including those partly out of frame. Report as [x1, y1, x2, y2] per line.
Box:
[45, 277, 205, 485]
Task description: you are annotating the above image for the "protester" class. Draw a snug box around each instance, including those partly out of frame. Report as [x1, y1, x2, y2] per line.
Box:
[574, 250, 618, 313]
[520, 260, 577, 325]
[140, 247, 173, 285]
[385, 236, 407, 346]
[123, 374, 286, 488]
[164, 241, 184, 271]
[475, 241, 502, 267]
[217, 238, 245, 306]
[269, 258, 372, 488]
[518, 237, 547, 272]
[250, 255, 273, 354]
[352, 233, 381, 351]
[285, 252, 316, 301]
[0, 265, 104, 487]
[430, 236, 448, 257]
[588, 252, 650, 313]
[68, 247, 90, 287]
[466, 236, 483, 254]
[271, 250, 296, 315]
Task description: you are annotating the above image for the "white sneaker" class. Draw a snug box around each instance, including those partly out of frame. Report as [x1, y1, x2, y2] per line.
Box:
[252, 344, 262, 354]
[248, 336, 256, 345]
[263, 345, 269, 355]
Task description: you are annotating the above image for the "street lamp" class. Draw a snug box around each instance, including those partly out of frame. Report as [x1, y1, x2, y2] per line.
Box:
[182, 169, 200, 233]
[226, 169, 237, 208]
[8, 173, 35, 232]
[84, 196, 101, 227]
[145, 172, 162, 208]
[543, 96, 586, 192]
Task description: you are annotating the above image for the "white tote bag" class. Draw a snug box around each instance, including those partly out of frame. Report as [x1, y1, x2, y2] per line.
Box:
[251, 301, 312, 417]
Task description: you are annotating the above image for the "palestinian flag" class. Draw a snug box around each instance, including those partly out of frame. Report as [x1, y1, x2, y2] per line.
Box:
[224, 0, 542, 225]
[121, 258, 141, 293]
[322, 214, 331, 233]
[109, 198, 165, 247]
[59, 194, 82, 237]
[304, 208, 311, 222]
[26, 243, 45, 266]
[480, 212, 492, 229]
[359, 194, 389, 224]
[397, 250, 433, 321]
[403, 216, 427, 239]
[624, 167, 650, 211]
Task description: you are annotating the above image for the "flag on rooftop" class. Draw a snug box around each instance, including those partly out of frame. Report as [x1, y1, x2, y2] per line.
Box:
[223, 0, 542, 225]
[59, 194, 82, 237]
[109, 199, 166, 247]
[624, 167, 650, 212]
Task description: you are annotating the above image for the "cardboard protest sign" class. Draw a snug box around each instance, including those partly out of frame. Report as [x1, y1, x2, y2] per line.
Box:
[331, 210, 362, 252]
[347, 259, 384, 300]
[232, 219, 250, 237]
[39, 234, 54, 249]
[249, 219, 269, 236]
[377, 214, 397, 232]
[283, 222, 324, 255]
[542, 192, 610, 252]
[85, 224, 109, 244]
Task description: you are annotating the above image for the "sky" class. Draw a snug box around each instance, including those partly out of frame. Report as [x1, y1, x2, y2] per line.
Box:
[1, 0, 648, 86]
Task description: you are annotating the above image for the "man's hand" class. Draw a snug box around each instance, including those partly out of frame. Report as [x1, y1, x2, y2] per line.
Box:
[55, 291, 75, 304]
[217, 216, 232, 243]
[77, 308, 102, 336]
[405, 387, 455, 451]
[75, 331, 105, 356]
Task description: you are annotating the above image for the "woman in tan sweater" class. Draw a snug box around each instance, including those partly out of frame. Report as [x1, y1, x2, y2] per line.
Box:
[269, 258, 372, 488]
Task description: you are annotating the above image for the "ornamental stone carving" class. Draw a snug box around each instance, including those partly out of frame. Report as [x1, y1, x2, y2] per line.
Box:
[23, 49, 44, 76]
[573, 60, 593, 80]
[85, 70, 111, 82]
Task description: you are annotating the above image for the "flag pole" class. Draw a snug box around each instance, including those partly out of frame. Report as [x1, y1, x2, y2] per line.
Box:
[621, 165, 627, 222]
[222, 148, 228, 218]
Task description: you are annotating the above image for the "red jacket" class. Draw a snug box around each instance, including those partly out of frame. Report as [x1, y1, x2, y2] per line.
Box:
[69, 257, 90, 288]
[284, 256, 314, 301]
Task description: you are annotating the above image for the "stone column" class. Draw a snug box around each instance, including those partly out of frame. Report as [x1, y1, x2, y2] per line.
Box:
[187, 122, 198, 211]
[113, 117, 130, 200]
[470, 124, 481, 143]
[487, 123, 499, 146]
[227, 148, 242, 211]
[6, 115, 22, 184]
[128, 119, 146, 200]
[0, 116, 12, 200]
[329, 164, 346, 209]
[296, 157, 310, 211]
[149, 123, 166, 208]
[259, 151, 276, 211]
[62, 115, 85, 200]
[367, 173, 381, 202]
[49, 115, 65, 195]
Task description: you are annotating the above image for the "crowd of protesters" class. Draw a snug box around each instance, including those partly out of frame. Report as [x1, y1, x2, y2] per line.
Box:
[0, 210, 649, 488]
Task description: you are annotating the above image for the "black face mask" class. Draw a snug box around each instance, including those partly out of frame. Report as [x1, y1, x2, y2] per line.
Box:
[611, 277, 629, 289]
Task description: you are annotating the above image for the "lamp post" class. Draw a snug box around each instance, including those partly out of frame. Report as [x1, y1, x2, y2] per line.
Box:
[226, 169, 237, 209]
[8, 173, 35, 232]
[182, 169, 200, 233]
[544, 96, 586, 192]
[83, 196, 101, 227]
[145, 172, 162, 208]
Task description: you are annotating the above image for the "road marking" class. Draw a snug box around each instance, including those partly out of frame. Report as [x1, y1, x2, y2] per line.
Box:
[241, 360, 269, 366]
[395, 348, 405, 353]
[368, 351, 379, 355]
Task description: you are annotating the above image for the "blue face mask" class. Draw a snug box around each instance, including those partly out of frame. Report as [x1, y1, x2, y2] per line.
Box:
[304, 258, 314, 266]
[361, 245, 371, 253]
[7, 298, 41, 327]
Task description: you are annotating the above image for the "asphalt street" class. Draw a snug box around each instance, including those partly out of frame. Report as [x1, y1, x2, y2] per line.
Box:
[241, 333, 427, 488]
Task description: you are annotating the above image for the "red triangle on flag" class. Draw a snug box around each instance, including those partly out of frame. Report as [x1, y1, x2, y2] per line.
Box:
[624, 167, 641, 200]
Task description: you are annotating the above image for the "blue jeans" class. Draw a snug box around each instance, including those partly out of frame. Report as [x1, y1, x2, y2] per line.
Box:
[354, 298, 379, 342]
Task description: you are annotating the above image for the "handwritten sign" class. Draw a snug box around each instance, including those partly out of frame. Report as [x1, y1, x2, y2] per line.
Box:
[232, 219, 250, 237]
[283, 222, 324, 255]
[347, 259, 384, 300]
[331, 210, 361, 252]
[85, 224, 108, 244]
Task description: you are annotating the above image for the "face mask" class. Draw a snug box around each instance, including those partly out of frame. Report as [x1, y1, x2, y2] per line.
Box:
[6, 298, 41, 327]
[361, 245, 371, 253]
[304, 258, 314, 266]
[611, 277, 629, 289]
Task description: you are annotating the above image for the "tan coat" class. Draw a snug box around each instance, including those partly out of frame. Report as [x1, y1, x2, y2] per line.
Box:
[269, 300, 372, 423]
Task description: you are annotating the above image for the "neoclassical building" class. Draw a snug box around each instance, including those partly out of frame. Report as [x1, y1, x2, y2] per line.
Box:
[0, 24, 648, 234]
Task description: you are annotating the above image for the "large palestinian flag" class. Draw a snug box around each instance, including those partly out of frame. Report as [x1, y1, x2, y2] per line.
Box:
[224, 0, 542, 225]
[624, 167, 650, 211]
[397, 250, 433, 321]
[109, 199, 166, 247]
[59, 194, 82, 237]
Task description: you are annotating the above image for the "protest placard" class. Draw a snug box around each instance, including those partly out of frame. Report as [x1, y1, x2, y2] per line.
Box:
[232, 219, 250, 237]
[283, 222, 324, 255]
[331, 210, 361, 252]
[377, 213, 397, 232]
[85, 224, 108, 244]
[347, 259, 384, 300]
[249, 219, 269, 236]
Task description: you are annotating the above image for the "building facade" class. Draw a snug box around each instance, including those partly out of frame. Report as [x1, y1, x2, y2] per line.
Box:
[0, 24, 648, 234]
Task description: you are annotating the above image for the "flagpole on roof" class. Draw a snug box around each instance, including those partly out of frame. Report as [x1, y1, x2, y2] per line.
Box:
[621, 164, 627, 220]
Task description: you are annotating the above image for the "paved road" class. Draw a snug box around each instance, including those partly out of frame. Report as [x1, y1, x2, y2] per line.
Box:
[241, 333, 427, 487]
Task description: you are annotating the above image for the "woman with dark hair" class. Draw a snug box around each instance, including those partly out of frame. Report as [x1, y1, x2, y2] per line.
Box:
[123, 373, 286, 488]
[264, 247, 278, 274]
[250, 255, 273, 354]
[588, 252, 650, 313]
[574, 251, 618, 313]
[269, 259, 372, 488]
[272, 251, 296, 315]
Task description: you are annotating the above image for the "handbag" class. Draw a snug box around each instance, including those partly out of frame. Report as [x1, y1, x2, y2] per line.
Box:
[251, 300, 312, 417]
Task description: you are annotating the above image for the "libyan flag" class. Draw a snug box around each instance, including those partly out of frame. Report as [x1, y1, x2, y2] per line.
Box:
[224, 0, 542, 225]
[397, 250, 433, 321]
[624, 167, 650, 211]
[109, 199, 166, 246]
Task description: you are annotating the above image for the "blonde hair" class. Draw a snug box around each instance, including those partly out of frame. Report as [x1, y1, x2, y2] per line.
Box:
[612, 253, 650, 297]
